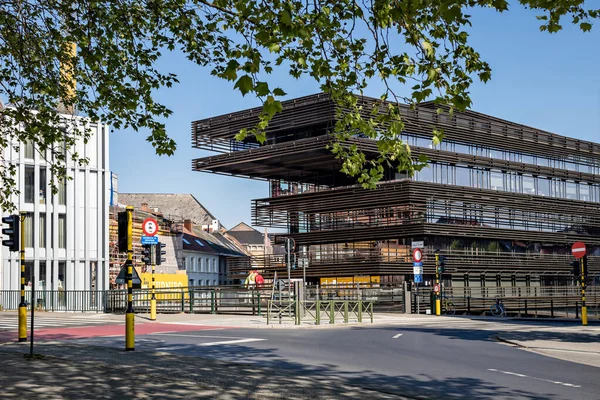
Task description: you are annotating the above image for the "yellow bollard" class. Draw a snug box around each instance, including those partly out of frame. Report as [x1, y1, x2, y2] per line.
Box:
[435, 298, 441, 316]
[18, 305, 27, 342]
[126, 312, 135, 350]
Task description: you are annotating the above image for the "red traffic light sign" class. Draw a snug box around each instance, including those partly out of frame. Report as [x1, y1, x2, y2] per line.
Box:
[142, 218, 159, 237]
[572, 242, 586, 259]
[413, 248, 423, 262]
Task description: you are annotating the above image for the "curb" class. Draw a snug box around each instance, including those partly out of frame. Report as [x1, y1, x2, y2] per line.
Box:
[494, 335, 528, 348]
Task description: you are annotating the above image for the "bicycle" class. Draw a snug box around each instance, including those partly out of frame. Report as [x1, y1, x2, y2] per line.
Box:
[490, 298, 506, 317]
[442, 296, 456, 316]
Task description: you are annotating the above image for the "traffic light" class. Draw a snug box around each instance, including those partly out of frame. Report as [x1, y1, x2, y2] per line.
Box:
[141, 244, 152, 265]
[2, 214, 20, 252]
[572, 257, 588, 280]
[437, 255, 446, 274]
[284, 237, 296, 253]
[571, 260, 580, 278]
[118, 211, 128, 252]
[156, 242, 166, 265]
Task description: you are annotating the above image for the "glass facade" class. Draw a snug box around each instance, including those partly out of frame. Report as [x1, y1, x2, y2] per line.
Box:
[403, 132, 600, 174]
[415, 162, 600, 203]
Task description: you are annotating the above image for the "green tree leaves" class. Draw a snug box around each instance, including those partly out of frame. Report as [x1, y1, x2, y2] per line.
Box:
[0, 0, 598, 210]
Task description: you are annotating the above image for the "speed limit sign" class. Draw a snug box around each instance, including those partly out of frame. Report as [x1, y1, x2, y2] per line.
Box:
[142, 218, 159, 236]
[434, 284, 441, 294]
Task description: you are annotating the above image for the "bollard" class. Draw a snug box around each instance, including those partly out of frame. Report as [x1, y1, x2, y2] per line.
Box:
[181, 288, 185, 313]
[257, 292, 262, 316]
[210, 290, 216, 314]
[344, 301, 349, 323]
[189, 288, 193, 314]
[316, 300, 321, 325]
[358, 300, 363, 323]
[330, 300, 335, 324]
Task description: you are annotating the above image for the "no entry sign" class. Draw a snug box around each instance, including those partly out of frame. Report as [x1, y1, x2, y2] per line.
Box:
[142, 218, 159, 237]
[572, 242, 586, 259]
[413, 248, 423, 263]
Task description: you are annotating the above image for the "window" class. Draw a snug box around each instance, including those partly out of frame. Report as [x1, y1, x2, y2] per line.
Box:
[58, 262, 66, 289]
[490, 171, 504, 191]
[417, 165, 434, 183]
[456, 166, 470, 187]
[58, 214, 66, 249]
[566, 181, 577, 200]
[206, 258, 210, 272]
[39, 168, 47, 204]
[182, 238, 191, 245]
[580, 183, 591, 202]
[23, 141, 34, 159]
[39, 213, 46, 248]
[212, 259, 216, 272]
[24, 165, 35, 203]
[537, 177, 550, 197]
[57, 178, 66, 205]
[194, 239, 204, 247]
[523, 175, 535, 195]
[24, 212, 34, 248]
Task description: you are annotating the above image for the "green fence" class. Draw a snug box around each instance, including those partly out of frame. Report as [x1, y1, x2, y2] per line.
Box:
[266, 299, 374, 325]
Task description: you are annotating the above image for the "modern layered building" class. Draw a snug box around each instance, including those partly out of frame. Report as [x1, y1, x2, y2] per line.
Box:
[1, 117, 110, 292]
[191, 93, 599, 288]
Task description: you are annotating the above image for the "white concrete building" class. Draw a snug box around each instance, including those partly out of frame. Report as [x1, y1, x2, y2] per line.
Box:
[1, 118, 110, 292]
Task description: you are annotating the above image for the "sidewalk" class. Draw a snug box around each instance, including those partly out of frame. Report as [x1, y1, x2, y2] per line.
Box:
[0, 341, 406, 400]
[495, 331, 600, 368]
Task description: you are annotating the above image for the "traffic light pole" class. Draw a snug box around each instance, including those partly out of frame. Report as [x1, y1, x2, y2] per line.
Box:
[18, 212, 26, 342]
[287, 238, 291, 295]
[125, 206, 135, 351]
[150, 245, 157, 321]
[435, 252, 441, 316]
[581, 257, 588, 326]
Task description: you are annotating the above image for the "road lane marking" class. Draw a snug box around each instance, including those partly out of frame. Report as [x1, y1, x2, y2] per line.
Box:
[149, 333, 242, 339]
[487, 369, 581, 388]
[199, 338, 265, 346]
[393, 334, 403, 338]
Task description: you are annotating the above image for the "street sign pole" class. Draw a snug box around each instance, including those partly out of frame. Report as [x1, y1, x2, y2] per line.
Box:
[125, 206, 135, 351]
[572, 242, 587, 326]
[18, 212, 27, 342]
[581, 256, 587, 326]
[150, 244, 157, 321]
[287, 238, 291, 297]
[435, 251, 441, 316]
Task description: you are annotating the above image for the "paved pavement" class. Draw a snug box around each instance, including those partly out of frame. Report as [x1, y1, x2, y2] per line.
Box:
[1, 312, 599, 399]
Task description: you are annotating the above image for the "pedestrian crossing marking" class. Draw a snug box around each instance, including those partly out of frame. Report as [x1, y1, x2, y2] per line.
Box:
[0, 314, 120, 331]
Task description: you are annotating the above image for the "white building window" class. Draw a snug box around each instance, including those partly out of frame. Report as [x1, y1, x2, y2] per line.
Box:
[24, 165, 35, 203]
[24, 212, 34, 248]
[23, 140, 34, 159]
[58, 214, 66, 249]
[39, 213, 46, 248]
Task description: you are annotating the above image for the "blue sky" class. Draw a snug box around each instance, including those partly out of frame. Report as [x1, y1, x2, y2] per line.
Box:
[110, 5, 600, 230]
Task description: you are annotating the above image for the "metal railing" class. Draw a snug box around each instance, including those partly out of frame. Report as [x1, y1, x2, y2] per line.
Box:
[0, 290, 105, 312]
[266, 299, 374, 325]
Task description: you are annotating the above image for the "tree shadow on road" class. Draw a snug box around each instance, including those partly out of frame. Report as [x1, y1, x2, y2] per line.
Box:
[1, 339, 561, 400]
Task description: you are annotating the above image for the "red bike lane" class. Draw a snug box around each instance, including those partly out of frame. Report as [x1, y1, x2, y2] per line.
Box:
[0, 322, 231, 343]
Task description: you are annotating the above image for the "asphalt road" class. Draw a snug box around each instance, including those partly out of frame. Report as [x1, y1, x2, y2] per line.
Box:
[72, 321, 600, 400]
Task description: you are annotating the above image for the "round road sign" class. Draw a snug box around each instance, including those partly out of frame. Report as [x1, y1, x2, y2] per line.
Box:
[413, 248, 423, 262]
[572, 241, 586, 259]
[142, 218, 159, 237]
[434, 284, 440, 294]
